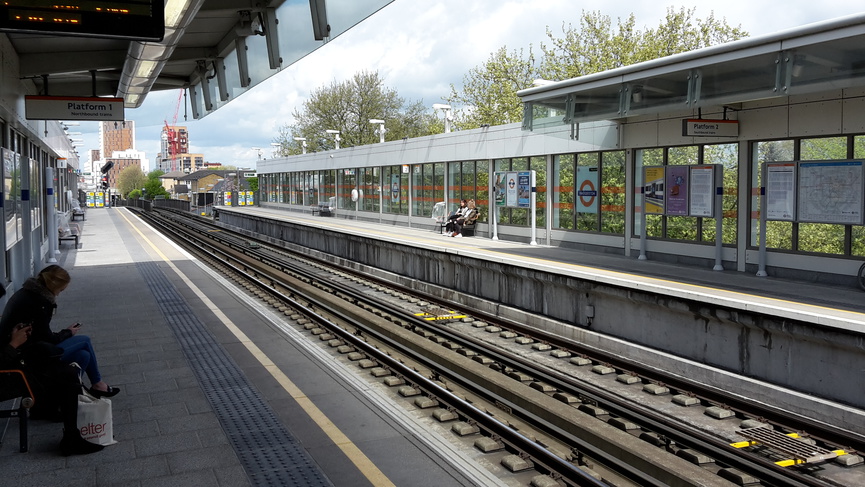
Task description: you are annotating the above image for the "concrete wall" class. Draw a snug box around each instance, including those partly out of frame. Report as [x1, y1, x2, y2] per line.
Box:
[219, 210, 864, 433]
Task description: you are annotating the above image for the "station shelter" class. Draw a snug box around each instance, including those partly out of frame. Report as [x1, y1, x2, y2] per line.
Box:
[257, 13, 865, 282]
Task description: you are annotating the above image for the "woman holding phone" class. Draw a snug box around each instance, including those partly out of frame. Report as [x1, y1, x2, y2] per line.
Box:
[0, 265, 119, 398]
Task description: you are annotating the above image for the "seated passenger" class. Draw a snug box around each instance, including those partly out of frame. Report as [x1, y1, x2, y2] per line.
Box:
[451, 199, 477, 238]
[0, 265, 120, 398]
[1, 323, 104, 456]
[444, 199, 468, 236]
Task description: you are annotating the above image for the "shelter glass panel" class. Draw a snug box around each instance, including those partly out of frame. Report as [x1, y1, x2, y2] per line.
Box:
[531, 156, 546, 228]
[667, 146, 699, 241]
[576, 153, 598, 231]
[552, 154, 574, 230]
[752, 140, 794, 249]
[600, 151, 626, 235]
[337, 168, 355, 209]
[635, 148, 664, 238]
[703, 144, 738, 244]
[797, 136, 849, 255]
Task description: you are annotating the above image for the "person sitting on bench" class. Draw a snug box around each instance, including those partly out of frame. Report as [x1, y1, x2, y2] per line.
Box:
[444, 199, 468, 236]
[1, 323, 104, 456]
[449, 199, 477, 238]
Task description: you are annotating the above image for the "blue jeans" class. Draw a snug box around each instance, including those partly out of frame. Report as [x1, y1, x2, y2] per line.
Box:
[58, 334, 102, 385]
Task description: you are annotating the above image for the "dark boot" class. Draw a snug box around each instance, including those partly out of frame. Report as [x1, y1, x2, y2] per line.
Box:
[59, 429, 104, 456]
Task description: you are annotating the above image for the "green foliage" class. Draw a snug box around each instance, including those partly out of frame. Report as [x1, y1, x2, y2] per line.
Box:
[246, 177, 258, 192]
[116, 165, 148, 197]
[447, 7, 748, 127]
[127, 189, 142, 199]
[446, 46, 537, 128]
[273, 71, 439, 155]
[142, 171, 169, 200]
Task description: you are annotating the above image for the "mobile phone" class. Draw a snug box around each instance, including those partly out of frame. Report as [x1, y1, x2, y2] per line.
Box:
[72, 322, 82, 328]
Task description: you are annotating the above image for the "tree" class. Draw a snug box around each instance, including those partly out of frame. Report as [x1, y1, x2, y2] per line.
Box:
[272, 70, 439, 155]
[142, 169, 169, 199]
[445, 46, 537, 128]
[116, 165, 148, 197]
[447, 7, 748, 129]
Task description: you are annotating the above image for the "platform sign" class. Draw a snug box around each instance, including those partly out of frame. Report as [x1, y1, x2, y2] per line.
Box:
[666, 166, 689, 216]
[576, 166, 598, 214]
[765, 163, 796, 221]
[95, 192, 104, 208]
[25, 96, 124, 121]
[224, 191, 233, 206]
[682, 119, 739, 137]
[86, 192, 95, 208]
[643, 166, 665, 214]
[244, 191, 255, 206]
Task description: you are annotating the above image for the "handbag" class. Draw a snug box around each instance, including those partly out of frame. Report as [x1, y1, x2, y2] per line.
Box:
[77, 389, 117, 446]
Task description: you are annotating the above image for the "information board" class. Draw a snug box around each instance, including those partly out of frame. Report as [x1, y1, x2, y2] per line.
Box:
[643, 166, 665, 214]
[765, 163, 796, 221]
[689, 165, 716, 217]
[797, 160, 864, 224]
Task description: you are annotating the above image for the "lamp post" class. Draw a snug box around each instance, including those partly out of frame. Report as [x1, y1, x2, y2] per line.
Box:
[369, 119, 386, 143]
[433, 103, 453, 133]
[293, 137, 307, 154]
[325, 129, 340, 150]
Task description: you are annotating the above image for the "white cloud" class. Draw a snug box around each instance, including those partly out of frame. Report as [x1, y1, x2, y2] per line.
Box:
[79, 1, 865, 171]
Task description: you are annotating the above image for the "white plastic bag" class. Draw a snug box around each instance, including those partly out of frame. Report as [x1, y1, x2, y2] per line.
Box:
[77, 391, 117, 446]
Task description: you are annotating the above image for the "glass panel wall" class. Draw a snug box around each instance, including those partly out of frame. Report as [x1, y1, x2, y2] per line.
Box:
[382, 165, 408, 215]
[552, 154, 574, 229]
[797, 136, 848, 255]
[600, 151, 626, 235]
[576, 152, 598, 231]
[752, 140, 794, 249]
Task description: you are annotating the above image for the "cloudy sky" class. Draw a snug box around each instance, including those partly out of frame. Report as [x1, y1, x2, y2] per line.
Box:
[76, 0, 865, 172]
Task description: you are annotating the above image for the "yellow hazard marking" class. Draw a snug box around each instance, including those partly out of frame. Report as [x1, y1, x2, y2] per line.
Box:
[118, 209, 396, 487]
[413, 311, 467, 321]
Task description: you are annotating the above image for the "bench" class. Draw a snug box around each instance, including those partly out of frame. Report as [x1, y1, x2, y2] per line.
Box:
[311, 203, 334, 216]
[460, 208, 480, 236]
[71, 209, 86, 221]
[59, 222, 80, 248]
[0, 370, 35, 452]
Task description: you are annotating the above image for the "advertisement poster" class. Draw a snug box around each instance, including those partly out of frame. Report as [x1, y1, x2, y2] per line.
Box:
[643, 166, 665, 214]
[666, 166, 689, 216]
[517, 171, 531, 208]
[506, 172, 518, 207]
[390, 174, 400, 203]
[689, 165, 716, 217]
[765, 163, 796, 221]
[494, 172, 506, 207]
[576, 166, 599, 214]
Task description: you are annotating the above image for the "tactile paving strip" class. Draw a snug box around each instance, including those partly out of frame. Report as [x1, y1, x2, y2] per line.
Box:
[139, 262, 332, 486]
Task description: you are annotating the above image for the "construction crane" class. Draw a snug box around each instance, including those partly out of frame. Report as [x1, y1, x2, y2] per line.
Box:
[163, 89, 184, 171]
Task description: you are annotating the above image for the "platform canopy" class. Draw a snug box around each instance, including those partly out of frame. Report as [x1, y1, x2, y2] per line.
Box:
[4, 0, 393, 119]
[518, 13, 865, 132]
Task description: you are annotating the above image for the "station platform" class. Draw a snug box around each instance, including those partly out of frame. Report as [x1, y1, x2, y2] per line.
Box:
[0, 207, 495, 487]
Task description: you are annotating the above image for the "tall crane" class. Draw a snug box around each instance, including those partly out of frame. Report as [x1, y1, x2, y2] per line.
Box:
[164, 89, 184, 171]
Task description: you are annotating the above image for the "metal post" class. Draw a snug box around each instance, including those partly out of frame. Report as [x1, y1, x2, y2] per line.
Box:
[46, 167, 58, 262]
[713, 165, 724, 271]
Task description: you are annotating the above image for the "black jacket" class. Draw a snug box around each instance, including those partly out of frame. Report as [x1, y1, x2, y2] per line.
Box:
[0, 278, 71, 347]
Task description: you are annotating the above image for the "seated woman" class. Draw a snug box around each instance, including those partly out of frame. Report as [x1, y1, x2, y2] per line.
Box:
[450, 199, 477, 238]
[0, 265, 119, 398]
[1, 323, 103, 456]
[444, 199, 468, 236]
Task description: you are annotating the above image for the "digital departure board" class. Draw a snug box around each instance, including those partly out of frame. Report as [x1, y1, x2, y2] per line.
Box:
[0, 1, 164, 41]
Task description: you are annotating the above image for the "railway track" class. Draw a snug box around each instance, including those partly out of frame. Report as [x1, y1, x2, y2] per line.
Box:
[133, 207, 865, 486]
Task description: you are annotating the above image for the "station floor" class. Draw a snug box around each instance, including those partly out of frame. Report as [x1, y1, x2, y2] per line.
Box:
[0, 207, 497, 487]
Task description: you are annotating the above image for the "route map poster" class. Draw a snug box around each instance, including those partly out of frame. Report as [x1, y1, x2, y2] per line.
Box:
[666, 166, 689, 216]
[797, 161, 864, 224]
[765, 163, 796, 221]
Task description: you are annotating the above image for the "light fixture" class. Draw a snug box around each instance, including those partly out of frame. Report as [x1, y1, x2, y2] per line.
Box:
[432, 104, 453, 133]
[632, 85, 643, 103]
[792, 54, 805, 78]
[369, 119, 386, 143]
[325, 129, 341, 149]
[294, 137, 307, 154]
[165, 0, 196, 29]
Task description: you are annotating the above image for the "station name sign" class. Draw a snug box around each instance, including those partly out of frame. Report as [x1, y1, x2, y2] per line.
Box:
[682, 118, 739, 137]
[25, 96, 125, 121]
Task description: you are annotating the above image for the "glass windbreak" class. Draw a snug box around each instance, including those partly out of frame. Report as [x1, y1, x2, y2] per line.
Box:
[752, 140, 794, 249]
[192, 0, 394, 118]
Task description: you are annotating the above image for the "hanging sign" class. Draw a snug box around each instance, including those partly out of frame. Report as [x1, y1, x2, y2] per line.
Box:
[682, 119, 738, 137]
[25, 96, 125, 121]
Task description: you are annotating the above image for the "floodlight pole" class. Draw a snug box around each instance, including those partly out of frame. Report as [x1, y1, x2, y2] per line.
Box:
[369, 119, 386, 143]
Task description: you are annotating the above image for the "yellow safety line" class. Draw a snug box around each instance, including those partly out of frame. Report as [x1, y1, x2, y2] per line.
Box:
[117, 209, 396, 487]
